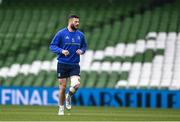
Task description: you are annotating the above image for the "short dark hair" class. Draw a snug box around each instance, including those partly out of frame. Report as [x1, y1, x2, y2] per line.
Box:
[68, 15, 79, 19]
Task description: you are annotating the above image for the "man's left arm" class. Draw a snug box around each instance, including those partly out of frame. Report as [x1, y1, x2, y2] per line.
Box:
[76, 34, 88, 55]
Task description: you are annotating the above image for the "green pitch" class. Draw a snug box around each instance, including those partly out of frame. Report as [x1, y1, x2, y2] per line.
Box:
[0, 105, 180, 121]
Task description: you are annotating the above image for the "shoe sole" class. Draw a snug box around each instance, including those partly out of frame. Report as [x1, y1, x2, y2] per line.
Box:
[66, 106, 71, 110]
[58, 113, 64, 115]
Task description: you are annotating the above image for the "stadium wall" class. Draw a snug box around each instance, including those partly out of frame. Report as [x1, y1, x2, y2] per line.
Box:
[0, 87, 180, 109]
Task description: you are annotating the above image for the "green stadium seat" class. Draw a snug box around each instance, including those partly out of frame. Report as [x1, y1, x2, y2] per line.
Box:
[12, 74, 25, 86]
[96, 71, 109, 88]
[106, 71, 120, 88]
[22, 74, 35, 86]
[43, 71, 56, 87]
[85, 71, 98, 88]
[80, 71, 89, 87]
[149, 8, 161, 32]
[2, 77, 13, 87]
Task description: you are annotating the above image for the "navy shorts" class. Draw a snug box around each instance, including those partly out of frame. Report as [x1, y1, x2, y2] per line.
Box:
[57, 63, 80, 78]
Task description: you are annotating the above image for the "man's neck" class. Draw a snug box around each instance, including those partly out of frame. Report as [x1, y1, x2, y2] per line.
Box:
[67, 26, 75, 32]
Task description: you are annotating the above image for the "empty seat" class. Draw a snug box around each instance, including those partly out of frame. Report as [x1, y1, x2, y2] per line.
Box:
[19, 64, 30, 75]
[29, 61, 41, 75]
[138, 63, 152, 88]
[96, 62, 111, 88]
[114, 43, 125, 61]
[41, 61, 51, 71]
[104, 46, 115, 61]
[93, 50, 104, 61]
[0, 67, 9, 78]
[146, 32, 157, 40]
[124, 44, 135, 62]
[149, 56, 163, 88]
[115, 62, 131, 88]
[8, 64, 20, 77]
[160, 71, 172, 88]
[128, 63, 142, 88]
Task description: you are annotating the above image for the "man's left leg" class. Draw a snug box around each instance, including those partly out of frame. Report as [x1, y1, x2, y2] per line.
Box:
[66, 76, 80, 110]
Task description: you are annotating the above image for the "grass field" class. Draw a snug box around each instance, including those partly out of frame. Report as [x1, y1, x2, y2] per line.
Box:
[0, 105, 180, 121]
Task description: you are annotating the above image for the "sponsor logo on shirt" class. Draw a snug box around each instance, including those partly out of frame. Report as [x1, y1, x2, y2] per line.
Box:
[65, 36, 69, 40]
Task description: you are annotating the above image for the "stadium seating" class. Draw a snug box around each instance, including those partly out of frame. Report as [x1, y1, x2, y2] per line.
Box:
[0, 0, 180, 90]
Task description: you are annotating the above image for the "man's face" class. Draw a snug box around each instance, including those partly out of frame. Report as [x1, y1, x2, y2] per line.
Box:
[70, 18, 79, 30]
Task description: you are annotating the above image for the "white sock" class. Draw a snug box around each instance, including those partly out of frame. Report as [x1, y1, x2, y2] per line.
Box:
[59, 105, 64, 110]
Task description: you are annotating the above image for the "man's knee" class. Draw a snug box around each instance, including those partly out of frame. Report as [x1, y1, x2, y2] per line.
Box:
[74, 82, 80, 89]
[70, 76, 80, 88]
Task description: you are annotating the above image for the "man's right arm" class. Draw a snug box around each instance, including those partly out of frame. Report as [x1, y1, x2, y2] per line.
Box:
[49, 31, 63, 54]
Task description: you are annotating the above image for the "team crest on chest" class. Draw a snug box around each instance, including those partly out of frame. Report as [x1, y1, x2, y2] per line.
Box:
[72, 38, 75, 42]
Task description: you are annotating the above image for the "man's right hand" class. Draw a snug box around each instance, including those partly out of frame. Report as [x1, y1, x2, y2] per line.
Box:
[62, 50, 69, 56]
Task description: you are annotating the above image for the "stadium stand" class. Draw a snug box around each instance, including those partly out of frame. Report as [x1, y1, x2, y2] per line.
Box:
[0, 0, 180, 90]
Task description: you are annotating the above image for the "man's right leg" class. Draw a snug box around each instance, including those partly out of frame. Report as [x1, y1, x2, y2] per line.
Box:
[58, 78, 67, 115]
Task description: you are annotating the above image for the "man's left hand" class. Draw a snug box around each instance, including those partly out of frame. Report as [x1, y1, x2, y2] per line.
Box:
[76, 49, 83, 55]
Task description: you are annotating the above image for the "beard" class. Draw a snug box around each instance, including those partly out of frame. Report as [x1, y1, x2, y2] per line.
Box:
[71, 24, 78, 31]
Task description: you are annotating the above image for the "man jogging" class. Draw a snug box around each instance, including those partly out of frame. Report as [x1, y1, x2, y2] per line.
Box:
[49, 15, 87, 115]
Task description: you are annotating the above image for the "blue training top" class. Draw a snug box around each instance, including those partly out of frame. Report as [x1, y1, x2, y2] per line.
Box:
[49, 28, 87, 65]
